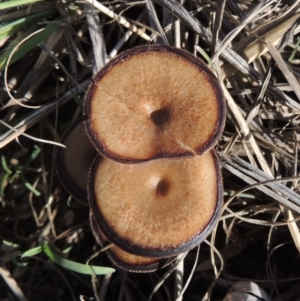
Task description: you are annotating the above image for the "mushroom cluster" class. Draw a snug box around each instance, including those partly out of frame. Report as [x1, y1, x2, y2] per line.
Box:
[56, 45, 226, 272]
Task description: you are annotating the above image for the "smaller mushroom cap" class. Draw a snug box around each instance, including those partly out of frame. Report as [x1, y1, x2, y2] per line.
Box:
[89, 151, 223, 257]
[89, 211, 174, 272]
[56, 117, 97, 205]
[84, 45, 225, 163]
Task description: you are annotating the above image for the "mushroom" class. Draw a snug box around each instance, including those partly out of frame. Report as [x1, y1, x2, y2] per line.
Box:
[89, 211, 175, 272]
[84, 45, 225, 163]
[56, 117, 97, 205]
[57, 45, 225, 271]
[56, 118, 174, 272]
[88, 150, 223, 257]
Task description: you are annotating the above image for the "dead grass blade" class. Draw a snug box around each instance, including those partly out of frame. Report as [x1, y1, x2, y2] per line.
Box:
[222, 84, 272, 174]
[146, 0, 169, 45]
[267, 43, 300, 102]
[222, 80, 300, 250]
[175, 246, 200, 301]
[0, 119, 65, 148]
[175, 256, 184, 301]
[221, 12, 300, 77]
[211, 0, 226, 55]
[154, 0, 300, 118]
[0, 267, 28, 301]
[84, 0, 150, 41]
[84, 3, 106, 73]
[231, 157, 300, 207]
[0, 80, 89, 148]
[153, 0, 210, 39]
[212, 0, 271, 63]
[107, 10, 147, 59]
[149, 252, 188, 301]
[202, 240, 224, 301]
[220, 153, 300, 214]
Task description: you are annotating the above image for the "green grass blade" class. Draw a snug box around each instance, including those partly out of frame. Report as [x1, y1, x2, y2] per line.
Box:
[0, 0, 43, 10]
[43, 243, 115, 275]
[288, 37, 300, 62]
[13, 258, 28, 267]
[24, 181, 41, 196]
[1, 155, 12, 174]
[9, 173, 18, 183]
[2, 240, 19, 248]
[194, 45, 212, 64]
[71, 91, 83, 111]
[21, 246, 42, 258]
[23, 145, 40, 168]
[0, 10, 54, 41]
[31, 145, 41, 160]
[0, 19, 61, 71]
[0, 173, 9, 197]
[19, 174, 41, 196]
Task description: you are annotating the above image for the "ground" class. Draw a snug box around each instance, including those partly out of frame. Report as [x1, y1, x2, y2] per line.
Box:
[1, 1, 300, 301]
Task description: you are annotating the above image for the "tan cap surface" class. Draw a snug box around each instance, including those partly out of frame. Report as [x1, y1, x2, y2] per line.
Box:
[89, 151, 222, 257]
[85, 45, 225, 163]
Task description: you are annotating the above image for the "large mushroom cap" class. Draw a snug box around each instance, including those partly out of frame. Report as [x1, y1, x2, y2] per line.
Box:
[84, 45, 225, 163]
[89, 151, 223, 257]
[89, 211, 174, 272]
[56, 117, 97, 204]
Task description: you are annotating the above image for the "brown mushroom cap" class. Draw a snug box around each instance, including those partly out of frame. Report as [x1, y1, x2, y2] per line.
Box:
[56, 117, 97, 205]
[84, 45, 225, 163]
[89, 151, 223, 257]
[89, 211, 174, 272]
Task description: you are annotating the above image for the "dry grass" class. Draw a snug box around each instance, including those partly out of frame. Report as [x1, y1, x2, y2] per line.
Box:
[1, 0, 300, 300]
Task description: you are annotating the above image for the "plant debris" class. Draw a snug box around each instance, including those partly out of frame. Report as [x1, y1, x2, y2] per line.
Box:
[1, 1, 300, 300]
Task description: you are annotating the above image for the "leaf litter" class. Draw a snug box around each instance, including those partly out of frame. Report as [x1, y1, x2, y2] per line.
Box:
[1, 1, 300, 300]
